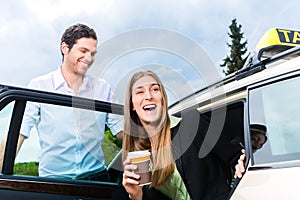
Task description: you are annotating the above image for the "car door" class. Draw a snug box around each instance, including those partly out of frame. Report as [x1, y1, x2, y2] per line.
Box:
[230, 72, 300, 199]
[0, 85, 123, 200]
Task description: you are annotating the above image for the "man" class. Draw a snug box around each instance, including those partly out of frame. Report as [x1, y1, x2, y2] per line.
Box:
[1, 23, 122, 181]
[235, 124, 267, 178]
[250, 124, 267, 153]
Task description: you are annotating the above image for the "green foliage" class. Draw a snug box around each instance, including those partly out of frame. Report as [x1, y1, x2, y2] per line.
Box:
[102, 127, 121, 165]
[14, 162, 39, 176]
[104, 127, 122, 148]
[221, 18, 249, 75]
[101, 131, 121, 165]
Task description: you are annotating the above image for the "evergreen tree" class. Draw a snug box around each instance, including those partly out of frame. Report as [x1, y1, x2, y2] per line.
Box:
[221, 18, 248, 75]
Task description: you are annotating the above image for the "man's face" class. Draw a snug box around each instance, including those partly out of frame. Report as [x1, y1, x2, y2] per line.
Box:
[63, 37, 97, 75]
[251, 133, 267, 153]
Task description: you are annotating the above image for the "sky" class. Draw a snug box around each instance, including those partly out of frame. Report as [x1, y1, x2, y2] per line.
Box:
[1, 0, 300, 162]
[1, 0, 300, 101]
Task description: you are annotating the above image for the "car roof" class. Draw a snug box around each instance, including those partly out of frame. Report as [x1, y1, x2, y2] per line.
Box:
[169, 48, 300, 114]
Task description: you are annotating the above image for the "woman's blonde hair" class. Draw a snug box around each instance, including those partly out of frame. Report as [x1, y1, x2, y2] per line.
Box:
[122, 70, 175, 188]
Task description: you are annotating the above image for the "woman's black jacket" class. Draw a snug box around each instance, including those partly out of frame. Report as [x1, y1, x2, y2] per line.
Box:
[112, 108, 241, 200]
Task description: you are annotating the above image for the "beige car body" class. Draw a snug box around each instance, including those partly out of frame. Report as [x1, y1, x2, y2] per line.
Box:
[170, 43, 300, 199]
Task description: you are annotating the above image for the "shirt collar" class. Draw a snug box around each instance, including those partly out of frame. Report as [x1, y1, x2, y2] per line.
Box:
[53, 66, 89, 91]
[53, 66, 67, 90]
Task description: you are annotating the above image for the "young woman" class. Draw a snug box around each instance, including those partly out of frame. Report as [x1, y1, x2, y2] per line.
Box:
[119, 70, 242, 200]
[121, 70, 190, 200]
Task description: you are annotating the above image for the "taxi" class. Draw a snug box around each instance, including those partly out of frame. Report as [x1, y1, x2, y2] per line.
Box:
[169, 28, 300, 199]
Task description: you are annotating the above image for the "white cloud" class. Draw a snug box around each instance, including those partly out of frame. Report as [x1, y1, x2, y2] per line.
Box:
[23, 0, 116, 21]
[1, 0, 300, 88]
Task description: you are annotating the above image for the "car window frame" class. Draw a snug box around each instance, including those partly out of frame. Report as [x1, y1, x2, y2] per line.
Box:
[0, 85, 123, 198]
[246, 70, 300, 168]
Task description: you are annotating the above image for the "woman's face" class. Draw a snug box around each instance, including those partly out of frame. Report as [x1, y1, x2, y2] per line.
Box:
[131, 75, 163, 127]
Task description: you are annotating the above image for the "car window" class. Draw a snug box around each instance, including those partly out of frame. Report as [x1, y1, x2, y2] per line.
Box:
[1, 100, 122, 183]
[0, 101, 15, 163]
[249, 76, 300, 165]
[0, 101, 14, 138]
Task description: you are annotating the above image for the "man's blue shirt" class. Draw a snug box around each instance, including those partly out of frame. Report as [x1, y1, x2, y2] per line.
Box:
[20, 67, 122, 178]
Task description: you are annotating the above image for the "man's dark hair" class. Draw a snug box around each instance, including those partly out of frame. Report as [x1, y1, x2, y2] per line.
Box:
[60, 23, 97, 59]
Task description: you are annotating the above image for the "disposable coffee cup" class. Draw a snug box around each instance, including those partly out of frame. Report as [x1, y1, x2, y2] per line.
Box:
[127, 150, 152, 186]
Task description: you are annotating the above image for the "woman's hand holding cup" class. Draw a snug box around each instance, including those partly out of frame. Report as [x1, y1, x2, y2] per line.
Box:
[122, 158, 143, 200]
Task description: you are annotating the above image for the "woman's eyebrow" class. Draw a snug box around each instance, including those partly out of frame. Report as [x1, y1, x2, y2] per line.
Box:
[151, 83, 160, 86]
[133, 83, 159, 90]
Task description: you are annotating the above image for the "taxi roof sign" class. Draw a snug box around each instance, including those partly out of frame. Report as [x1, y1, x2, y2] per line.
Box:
[256, 28, 300, 49]
[235, 28, 300, 80]
[256, 28, 300, 59]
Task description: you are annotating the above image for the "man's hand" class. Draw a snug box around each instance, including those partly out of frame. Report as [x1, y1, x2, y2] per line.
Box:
[234, 149, 246, 178]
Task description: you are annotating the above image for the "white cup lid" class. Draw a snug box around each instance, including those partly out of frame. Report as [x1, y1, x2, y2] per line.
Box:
[127, 150, 151, 159]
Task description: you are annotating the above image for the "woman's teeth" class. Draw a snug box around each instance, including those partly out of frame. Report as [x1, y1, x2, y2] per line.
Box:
[143, 105, 156, 111]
